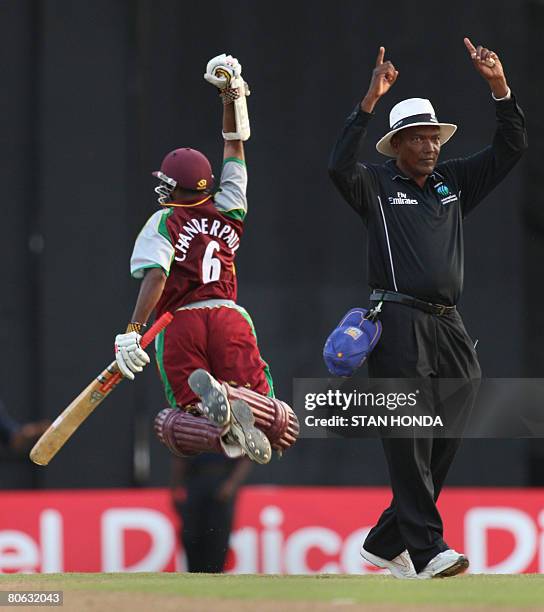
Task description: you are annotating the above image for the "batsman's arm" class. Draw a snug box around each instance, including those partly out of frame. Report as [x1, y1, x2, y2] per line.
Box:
[203, 53, 249, 161]
[115, 267, 166, 380]
[223, 91, 244, 162]
[130, 267, 167, 325]
[211, 64, 249, 220]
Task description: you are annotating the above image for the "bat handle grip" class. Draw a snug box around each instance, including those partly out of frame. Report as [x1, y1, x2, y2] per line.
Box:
[140, 311, 174, 349]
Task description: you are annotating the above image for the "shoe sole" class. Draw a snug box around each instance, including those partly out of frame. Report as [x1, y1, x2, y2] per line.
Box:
[188, 369, 230, 426]
[230, 400, 272, 465]
[435, 555, 469, 578]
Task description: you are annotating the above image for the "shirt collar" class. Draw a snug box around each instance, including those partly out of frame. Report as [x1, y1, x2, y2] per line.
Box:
[385, 160, 410, 181]
[385, 159, 444, 182]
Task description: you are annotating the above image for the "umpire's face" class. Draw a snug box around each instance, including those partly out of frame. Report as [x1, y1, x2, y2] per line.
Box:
[392, 126, 441, 178]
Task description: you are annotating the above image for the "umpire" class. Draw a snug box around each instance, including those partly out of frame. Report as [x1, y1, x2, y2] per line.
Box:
[328, 38, 527, 579]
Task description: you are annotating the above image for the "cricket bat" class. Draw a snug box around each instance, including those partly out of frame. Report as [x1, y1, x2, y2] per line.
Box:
[29, 312, 174, 466]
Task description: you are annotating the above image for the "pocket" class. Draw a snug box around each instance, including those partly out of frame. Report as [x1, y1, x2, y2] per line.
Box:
[455, 312, 479, 353]
[446, 312, 481, 378]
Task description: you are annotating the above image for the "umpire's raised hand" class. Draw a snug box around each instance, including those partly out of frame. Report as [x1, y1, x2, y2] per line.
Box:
[464, 37, 509, 99]
[361, 46, 399, 113]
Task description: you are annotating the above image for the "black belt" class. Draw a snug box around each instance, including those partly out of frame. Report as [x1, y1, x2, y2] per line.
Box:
[370, 290, 456, 316]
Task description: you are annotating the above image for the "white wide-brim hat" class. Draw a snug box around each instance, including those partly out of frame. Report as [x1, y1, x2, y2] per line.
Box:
[376, 98, 457, 157]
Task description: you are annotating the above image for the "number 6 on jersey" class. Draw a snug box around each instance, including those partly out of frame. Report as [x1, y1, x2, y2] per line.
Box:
[202, 240, 221, 283]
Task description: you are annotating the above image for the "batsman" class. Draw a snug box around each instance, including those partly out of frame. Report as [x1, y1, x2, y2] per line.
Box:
[114, 54, 298, 464]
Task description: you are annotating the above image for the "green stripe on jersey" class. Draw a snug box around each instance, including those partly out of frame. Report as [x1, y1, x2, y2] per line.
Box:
[220, 208, 247, 222]
[155, 330, 178, 407]
[223, 157, 246, 167]
[158, 208, 174, 243]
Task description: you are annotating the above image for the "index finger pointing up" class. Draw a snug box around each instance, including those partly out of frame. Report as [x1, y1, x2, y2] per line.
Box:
[376, 46, 385, 66]
[463, 37, 477, 55]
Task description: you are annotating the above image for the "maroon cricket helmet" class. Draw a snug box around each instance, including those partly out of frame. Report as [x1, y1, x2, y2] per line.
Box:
[152, 148, 214, 192]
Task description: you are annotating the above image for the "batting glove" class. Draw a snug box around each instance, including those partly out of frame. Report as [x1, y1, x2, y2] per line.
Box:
[114, 331, 150, 381]
[204, 53, 242, 89]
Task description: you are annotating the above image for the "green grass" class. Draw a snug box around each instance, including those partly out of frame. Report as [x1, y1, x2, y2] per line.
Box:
[1, 573, 543, 607]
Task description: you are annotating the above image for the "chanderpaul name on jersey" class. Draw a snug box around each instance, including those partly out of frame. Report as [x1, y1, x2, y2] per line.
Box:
[174, 217, 240, 262]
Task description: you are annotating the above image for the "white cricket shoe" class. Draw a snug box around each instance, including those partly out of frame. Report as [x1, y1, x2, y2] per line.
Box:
[417, 549, 469, 579]
[227, 400, 271, 465]
[360, 546, 417, 579]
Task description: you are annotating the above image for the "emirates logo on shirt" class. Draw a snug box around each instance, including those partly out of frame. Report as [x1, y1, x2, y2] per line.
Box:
[388, 191, 419, 205]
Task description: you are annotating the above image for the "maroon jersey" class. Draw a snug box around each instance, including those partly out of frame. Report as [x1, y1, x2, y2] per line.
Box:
[131, 159, 248, 317]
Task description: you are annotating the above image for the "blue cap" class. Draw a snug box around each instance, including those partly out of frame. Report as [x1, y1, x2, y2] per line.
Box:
[323, 308, 382, 377]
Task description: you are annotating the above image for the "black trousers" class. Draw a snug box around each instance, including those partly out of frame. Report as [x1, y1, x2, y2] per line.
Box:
[363, 302, 481, 573]
[177, 472, 236, 573]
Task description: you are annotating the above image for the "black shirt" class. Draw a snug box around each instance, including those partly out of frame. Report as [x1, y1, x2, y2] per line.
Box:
[328, 95, 527, 305]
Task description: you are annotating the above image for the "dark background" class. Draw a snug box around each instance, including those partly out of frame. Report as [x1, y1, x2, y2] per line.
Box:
[0, 0, 541, 489]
